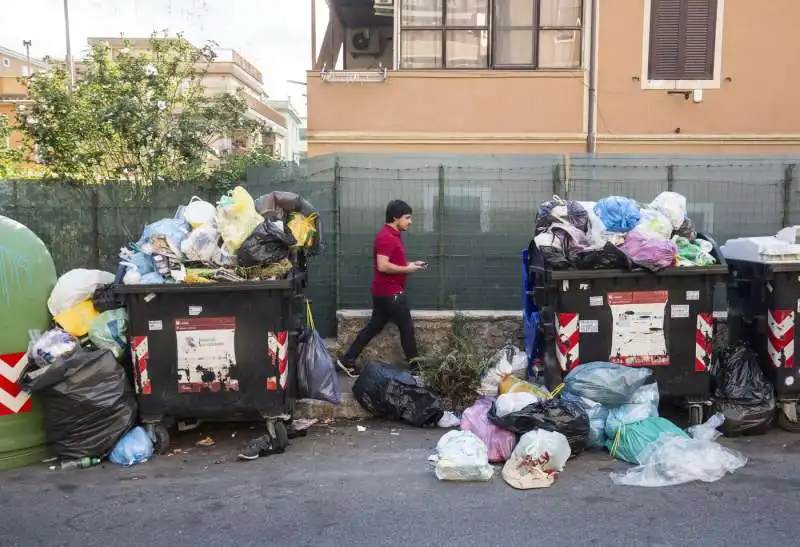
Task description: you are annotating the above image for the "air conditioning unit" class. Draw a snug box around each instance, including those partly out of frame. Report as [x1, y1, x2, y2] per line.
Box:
[374, 0, 394, 17]
[348, 28, 381, 56]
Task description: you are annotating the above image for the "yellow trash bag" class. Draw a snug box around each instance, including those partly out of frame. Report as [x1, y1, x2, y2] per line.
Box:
[287, 212, 318, 248]
[498, 376, 551, 400]
[216, 186, 264, 254]
[54, 299, 100, 337]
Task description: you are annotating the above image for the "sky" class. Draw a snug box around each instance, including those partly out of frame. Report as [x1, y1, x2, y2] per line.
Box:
[0, 0, 330, 115]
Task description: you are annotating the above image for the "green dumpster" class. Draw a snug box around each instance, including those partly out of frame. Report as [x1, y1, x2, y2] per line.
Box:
[0, 215, 57, 470]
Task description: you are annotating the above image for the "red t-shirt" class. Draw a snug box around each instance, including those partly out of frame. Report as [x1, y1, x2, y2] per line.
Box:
[371, 225, 407, 297]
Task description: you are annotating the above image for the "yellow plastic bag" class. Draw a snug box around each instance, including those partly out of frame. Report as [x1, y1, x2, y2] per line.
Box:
[498, 376, 550, 400]
[54, 299, 100, 337]
[287, 212, 318, 248]
[216, 186, 263, 254]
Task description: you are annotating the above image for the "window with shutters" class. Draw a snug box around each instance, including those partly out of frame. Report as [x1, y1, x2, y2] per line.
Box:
[648, 0, 719, 81]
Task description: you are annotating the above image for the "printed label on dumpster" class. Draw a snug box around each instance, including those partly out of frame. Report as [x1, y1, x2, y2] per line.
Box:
[188, 306, 203, 316]
[175, 317, 239, 393]
[579, 320, 599, 333]
[589, 296, 603, 307]
[686, 290, 700, 301]
[148, 320, 163, 331]
[671, 305, 690, 319]
[607, 290, 669, 366]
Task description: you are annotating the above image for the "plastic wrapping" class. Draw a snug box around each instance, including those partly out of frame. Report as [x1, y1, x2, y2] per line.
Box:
[495, 392, 542, 418]
[535, 197, 589, 233]
[180, 197, 216, 229]
[109, 426, 153, 467]
[297, 326, 342, 405]
[88, 309, 129, 359]
[563, 362, 653, 406]
[181, 223, 221, 263]
[606, 417, 686, 465]
[488, 397, 589, 455]
[502, 429, 571, 489]
[610, 414, 747, 487]
[28, 329, 80, 367]
[216, 186, 264, 254]
[711, 344, 776, 436]
[353, 363, 444, 427]
[673, 236, 716, 266]
[594, 197, 641, 233]
[633, 209, 673, 240]
[136, 218, 189, 253]
[621, 231, 678, 271]
[236, 221, 297, 267]
[287, 212, 318, 249]
[21, 349, 137, 459]
[558, 391, 609, 449]
[460, 398, 516, 463]
[478, 345, 528, 397]
[48, 269, 116, 317]
[433, 430, 494, 482]
[498, 376, 551, 399]
[549, 222, 590, 250]
[605, 383, 660, 438]
[650, 191, 687, 230]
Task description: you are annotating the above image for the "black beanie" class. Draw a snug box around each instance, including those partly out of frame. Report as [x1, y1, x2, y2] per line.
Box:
[385, 200, 413, 223]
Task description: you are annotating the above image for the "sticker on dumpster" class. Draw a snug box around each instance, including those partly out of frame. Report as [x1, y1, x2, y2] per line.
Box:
[579, 320, 599, 333]
[188, 306, 203, 317]
[686, 290, 700, 301]
[671, 305, 690, 319]
[175, 317, 239, 393]
[148, 320, 163, 331]
[607, 291, 669, 366]
[0, 352, 33, 415]
[589, 296, 603, 307]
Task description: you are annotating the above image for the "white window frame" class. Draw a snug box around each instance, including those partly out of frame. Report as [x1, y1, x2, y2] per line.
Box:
[2, 58, 11, 67]
[640, 0, 725, 91]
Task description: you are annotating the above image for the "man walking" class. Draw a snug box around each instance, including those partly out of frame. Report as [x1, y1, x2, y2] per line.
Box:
[338, 200, 425, 376]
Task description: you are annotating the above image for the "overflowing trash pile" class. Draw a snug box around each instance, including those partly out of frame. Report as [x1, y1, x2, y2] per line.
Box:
[119, 187, 321, 285]
[351, 348, 755, 490]
[533, 192, 717, 272]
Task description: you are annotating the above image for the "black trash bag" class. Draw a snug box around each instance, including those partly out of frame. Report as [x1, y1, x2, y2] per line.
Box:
[21, 349, 137, 459]
[352, 362, 444, 427]
[711, 343, 776, 436]
[535, 198, 589, 234]
[93, 283, 125, 312]
[255, 191, 324, 255]
[567, 242, 632, 270]
[236, 221, 297, 267]
[488, 397, 590, 455]
[297, 327, 342, 404]
[539, 246, 571, 270]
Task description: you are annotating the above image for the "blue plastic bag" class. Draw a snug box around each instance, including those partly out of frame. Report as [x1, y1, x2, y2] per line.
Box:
[523, 310, 541, 374]
[110, 426, 153, 467]
[605, 383, 660, 438]
[136, 218, 190, 251]
[564, 362, 652, 406]
[560, 391, 609, 449]
[606, 417, 687, 465]
[129, 252, 155, 275]
[594, 197, 641, 233]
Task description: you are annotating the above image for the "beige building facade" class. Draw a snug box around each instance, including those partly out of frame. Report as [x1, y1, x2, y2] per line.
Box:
[307, 0, 800, 156]
[0, 45, 48, 151]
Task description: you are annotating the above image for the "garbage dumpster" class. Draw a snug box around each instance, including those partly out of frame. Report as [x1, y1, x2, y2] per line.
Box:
[115, 277, 304, 453]
[528, 235, 728, 425]
[724, 241, 800, 431]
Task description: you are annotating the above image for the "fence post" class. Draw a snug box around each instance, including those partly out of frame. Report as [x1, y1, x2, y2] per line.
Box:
[437, 164, 446, 309]
[783, 164, 795, 228]
[552, 162, 561, 198]
[333, 156, 342, 313]
[91, 186, 100, 269]
[666, 164, 675, 192]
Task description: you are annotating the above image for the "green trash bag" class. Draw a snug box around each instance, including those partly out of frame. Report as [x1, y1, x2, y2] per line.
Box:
[606, 417, 687, 464]
[89, 309, 129, 359]
[672, 236, 716, 266]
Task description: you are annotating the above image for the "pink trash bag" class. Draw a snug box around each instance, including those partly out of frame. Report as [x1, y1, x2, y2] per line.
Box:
[621, 231, 678, 272]
[460, 398, 517, 463]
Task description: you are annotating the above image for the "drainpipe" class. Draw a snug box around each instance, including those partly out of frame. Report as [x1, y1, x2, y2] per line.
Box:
[586, 0, 598, 153]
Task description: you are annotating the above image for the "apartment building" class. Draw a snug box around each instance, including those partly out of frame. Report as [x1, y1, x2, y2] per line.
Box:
[268, 99, 306, 163]
[307, 0, 800, 156]
[0, 45, 48, 150]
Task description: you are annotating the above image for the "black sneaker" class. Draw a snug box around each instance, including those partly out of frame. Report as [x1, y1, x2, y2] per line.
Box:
[237, 434, 285, 461]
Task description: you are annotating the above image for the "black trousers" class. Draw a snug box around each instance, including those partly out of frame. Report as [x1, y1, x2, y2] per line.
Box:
[342, 294, 418, 365]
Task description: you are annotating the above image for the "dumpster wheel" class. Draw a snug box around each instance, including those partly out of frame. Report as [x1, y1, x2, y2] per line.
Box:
[688, 404, 704, 427]
[778, 406, 800, 433]
[148, 423, 171, 455]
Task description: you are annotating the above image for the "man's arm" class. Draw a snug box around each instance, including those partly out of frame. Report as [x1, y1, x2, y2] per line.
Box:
[376, 254, 422, 275]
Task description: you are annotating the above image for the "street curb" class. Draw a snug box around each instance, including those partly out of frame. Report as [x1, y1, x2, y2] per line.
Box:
[294, 371, 371, 420]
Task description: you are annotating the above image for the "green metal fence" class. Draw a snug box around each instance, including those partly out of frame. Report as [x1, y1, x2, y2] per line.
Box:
[1, 153, 798, 336]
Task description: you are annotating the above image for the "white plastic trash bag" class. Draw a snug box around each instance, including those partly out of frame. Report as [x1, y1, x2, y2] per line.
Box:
[502, 429, 571, 489]
[432, 430, 494, 482]
[633, 209, 673, 240]
[610, 413, 747, 488]
[181, 223, 221, 263]
[495, 392, 541, 418]
[478, 345, 528, 397]
[181, 197, 216, 229]
[649, 192, 687, 230]
[48, 269, 115, 317]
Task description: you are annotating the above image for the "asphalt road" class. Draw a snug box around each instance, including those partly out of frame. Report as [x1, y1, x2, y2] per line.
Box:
[2, 421, 800, 547]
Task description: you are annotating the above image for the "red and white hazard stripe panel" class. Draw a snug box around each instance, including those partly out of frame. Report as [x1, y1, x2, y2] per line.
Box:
[695, 313, 714, 372]
[132, 336, 152, 394]
[0, 352, 32, 415]
[556, 313, 580, 371]
[266, 331, 289, 391]
[768, 309, 795, 369]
